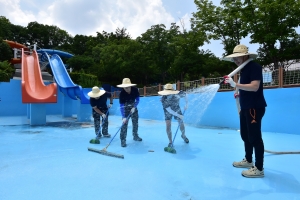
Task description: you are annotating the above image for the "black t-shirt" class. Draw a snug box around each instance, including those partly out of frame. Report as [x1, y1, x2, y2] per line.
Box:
[119, 87, 139, 106]
[90, 92, 111, 110]
[239, 61, 267, 109]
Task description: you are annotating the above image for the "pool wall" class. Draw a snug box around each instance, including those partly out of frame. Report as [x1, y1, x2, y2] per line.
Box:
[1, 79, 299, 135]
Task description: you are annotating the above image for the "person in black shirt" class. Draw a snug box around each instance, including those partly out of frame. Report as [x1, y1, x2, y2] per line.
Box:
[158, 83, 189, 147]
[117, 78, 142, 147]
[88, 86, 113, 139]
[223, 44, 267, 178]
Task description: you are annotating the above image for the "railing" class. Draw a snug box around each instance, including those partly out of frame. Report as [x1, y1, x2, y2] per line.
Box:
[111, 65, 300, 98]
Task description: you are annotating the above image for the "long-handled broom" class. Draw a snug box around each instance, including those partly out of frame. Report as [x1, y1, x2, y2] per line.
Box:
[89, 109, 110, 144]
[164, 110, 185, 154]
[88, 113, 132, 159]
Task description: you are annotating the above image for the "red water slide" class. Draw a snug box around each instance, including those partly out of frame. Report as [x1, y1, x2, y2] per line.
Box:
[21, 49, 57, 103]
[3, 40, 29, 64]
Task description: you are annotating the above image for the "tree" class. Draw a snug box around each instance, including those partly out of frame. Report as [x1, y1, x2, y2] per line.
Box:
[260, 34, 300, 71]
[71, 35, 90, 55]
[243, 0, 300, 68]
[191, 0, 247, 57]
[0, 16, 13, 39]
[95, 38, 151, 86]
[26, 21, 50, 47]
[10, 24, 28, 45]
[168, 22, 207, 81]
[46, 25, 73, 50]
[0, 39, 13, 62]
[137, 24, 173, 83]
[66, 55, 95, 72]
[115, 27, 131, 40]
[0, 60, 15, 82]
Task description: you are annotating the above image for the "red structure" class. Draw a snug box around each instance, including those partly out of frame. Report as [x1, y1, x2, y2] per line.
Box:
[21, 49, 57, 103]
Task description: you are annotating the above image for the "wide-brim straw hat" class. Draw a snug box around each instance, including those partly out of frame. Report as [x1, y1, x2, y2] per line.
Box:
[222, 44, 258, 62]
[158, 84, 180, 95]
[88, 86, 106, 98]
[117, 78, 137, 88]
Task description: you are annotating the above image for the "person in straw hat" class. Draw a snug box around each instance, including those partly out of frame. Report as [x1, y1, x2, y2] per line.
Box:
[117, 78, 142, 147]
[158, 83, 189, 147]
[223, 44, 267, 178]
[88, 86, 114, 139]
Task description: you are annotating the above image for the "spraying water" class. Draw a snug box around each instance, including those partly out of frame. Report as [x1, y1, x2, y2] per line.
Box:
[184, 84, 220, 125]
[137, 84, 220, 124]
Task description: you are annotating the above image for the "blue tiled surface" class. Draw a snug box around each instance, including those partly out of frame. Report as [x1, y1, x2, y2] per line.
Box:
[0, 115, 299, 200]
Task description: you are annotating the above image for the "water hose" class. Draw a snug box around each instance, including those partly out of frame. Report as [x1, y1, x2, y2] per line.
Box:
[227, 60, 300, 154]
[219, 58, 253, 85]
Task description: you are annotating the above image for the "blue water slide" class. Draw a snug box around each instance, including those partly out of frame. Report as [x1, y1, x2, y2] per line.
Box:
[45, 53, 90, 104]
[37, 49, 74, 58]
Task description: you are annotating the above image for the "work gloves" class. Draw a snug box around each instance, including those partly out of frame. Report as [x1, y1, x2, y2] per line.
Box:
[224, 76, 236, 87]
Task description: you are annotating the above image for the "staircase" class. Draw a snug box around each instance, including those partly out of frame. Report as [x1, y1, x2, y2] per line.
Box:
[13, 63, 54, 82]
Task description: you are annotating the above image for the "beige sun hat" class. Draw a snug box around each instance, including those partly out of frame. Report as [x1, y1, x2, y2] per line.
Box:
[117, 78, 137, 88]
[88, 86, 106, 98]
[222, 44, 258, 62]
[158, 84, 180, 95]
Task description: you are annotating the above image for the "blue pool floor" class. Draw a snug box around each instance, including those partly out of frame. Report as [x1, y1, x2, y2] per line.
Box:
[0, 115, 300, 200]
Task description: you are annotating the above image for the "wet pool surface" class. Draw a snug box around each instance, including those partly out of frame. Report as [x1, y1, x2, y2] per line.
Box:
[1, 115, 300, 200]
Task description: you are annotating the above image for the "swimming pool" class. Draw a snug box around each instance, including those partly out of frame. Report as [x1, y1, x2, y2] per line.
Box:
[1, 115, 299, 200]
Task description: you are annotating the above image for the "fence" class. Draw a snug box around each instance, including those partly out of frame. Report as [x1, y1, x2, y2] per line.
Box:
[112, 64, 300, 98]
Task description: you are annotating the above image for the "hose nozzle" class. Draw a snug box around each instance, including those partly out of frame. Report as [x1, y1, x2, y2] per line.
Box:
[219, 75, 229, 85]
[219, 78, 225, 85]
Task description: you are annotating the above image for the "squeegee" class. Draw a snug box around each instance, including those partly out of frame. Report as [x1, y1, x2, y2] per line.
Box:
[88, 113, 132, 159]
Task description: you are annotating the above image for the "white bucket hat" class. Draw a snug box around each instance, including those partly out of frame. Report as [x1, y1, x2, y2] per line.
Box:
[158, 84, 180, 95]
[88, 86, 106, 98]
[117, 78, 137, 88]
[222, 44, 258, 62]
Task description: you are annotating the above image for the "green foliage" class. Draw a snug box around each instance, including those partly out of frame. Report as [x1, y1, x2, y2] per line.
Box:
[2, 0, 300, 86]
[66, 55, 95, 72]
[138, 24, 171, 82]
[168, 28, 207, 81]
[78, 73, 100, 88]
[0, 60, 14, 82]
[243, 0, 300, 68]
[96, 38, 149, 85]
[9, 24, 28, 45]
[0, 39, 13, 62]
[69, 71, 99, 88]
[191, 0, 247, 56]
[26, 21, 73, 49]
[0, 16, 12, 39]
[192, 0, 300, 70]
[71, 35, 90, 55]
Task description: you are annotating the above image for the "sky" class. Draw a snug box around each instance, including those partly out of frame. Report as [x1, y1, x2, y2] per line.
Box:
[0, 0, 261, 58]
